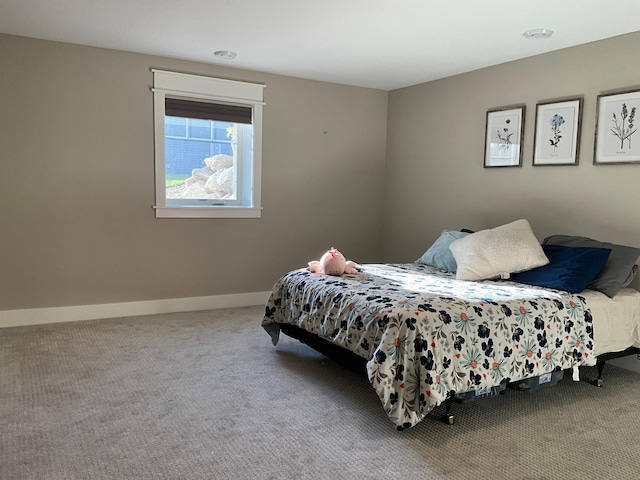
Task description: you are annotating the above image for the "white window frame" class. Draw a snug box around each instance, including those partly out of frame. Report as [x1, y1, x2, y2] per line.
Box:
[152, 69, 264, 218]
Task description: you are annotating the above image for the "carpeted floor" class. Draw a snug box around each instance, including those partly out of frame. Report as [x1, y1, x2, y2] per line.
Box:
[1, 306, 640, 479]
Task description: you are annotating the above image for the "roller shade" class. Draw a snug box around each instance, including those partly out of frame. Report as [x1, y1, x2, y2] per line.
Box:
[165, 97, 252, 124]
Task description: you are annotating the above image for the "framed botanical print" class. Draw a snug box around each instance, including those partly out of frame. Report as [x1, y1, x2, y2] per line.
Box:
[484, 105, 525, 168]
[533, 97, 583, 166]
[595, 88, 640, 164]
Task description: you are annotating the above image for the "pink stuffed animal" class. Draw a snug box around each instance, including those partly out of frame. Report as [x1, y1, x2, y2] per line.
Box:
[308, 247, 358, 275]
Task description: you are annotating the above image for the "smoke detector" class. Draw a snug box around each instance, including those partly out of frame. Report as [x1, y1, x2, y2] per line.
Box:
[523, 29, 554, 40]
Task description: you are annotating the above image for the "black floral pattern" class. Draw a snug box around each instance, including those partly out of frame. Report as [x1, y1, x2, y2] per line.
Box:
[262, 263, 595, 429]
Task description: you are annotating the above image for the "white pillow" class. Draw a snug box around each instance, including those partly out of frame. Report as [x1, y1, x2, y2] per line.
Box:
[449, 219, 549, 281]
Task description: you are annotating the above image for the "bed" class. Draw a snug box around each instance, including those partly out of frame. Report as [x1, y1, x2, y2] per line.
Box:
[261, 222, 640, 430]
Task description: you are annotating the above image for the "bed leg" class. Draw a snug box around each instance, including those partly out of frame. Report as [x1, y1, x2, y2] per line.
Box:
[592, 360, 605, 387]
[441, 397, 455, 425]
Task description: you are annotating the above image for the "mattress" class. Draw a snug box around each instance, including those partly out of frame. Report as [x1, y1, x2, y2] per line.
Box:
[582, 287, 640, 356]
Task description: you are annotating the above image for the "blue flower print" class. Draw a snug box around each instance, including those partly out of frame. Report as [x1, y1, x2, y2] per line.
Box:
[549, 114, 565, 151]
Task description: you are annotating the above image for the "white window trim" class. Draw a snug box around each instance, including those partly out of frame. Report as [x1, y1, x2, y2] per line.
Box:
[152, 70, 265, 219]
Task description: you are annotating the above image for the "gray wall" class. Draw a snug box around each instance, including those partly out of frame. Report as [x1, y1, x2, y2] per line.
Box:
[0, 34, 388, 310]
[384, 31, 640, 295]
[3, 30, 640, 312]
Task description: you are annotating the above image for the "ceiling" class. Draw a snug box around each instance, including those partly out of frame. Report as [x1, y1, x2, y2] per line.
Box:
[1, 0, 639, 91]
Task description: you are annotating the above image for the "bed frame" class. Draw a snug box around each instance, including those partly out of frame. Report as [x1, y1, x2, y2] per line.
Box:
[280, 324, 640, 425]
[280, 324, 368, 376]
[593, 347, 640, 386]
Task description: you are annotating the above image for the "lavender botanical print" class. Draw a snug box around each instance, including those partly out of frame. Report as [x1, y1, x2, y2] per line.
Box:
[611, 103, 636, 150]
[595, 90, 640, 163]
[262, 263, 595, 430]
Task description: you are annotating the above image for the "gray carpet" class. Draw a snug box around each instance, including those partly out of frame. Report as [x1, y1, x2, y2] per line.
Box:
[2, 306, 640, 480]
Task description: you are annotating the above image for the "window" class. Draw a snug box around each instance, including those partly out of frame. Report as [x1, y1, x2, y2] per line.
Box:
[152, 70, 264, 218]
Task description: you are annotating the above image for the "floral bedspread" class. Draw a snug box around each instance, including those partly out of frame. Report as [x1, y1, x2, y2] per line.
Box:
[261, 263, 595, 430]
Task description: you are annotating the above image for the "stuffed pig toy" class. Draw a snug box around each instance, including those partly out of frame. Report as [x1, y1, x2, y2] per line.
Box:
[308, 247, 358, 275]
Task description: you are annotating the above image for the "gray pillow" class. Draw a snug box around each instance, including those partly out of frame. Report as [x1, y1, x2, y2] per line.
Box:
[622, 264, 638, 288]
[417, 230, 470, 272]
[543, 235, 640, 297]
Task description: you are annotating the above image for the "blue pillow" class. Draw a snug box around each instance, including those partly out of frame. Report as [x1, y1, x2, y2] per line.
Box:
[510, 244, 611, 293]
[416, 230, 470, 272]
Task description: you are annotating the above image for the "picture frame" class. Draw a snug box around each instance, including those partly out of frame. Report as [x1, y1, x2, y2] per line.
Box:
[484, 105, 525, 168]
[594, 88, 640, 165]
[533, 97, 583, 166]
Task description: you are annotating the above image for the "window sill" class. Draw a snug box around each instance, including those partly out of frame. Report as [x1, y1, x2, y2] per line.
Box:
[153, 206, 262, 219]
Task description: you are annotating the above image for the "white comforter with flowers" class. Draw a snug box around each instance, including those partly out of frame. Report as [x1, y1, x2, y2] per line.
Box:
[262, 263, 595, 430]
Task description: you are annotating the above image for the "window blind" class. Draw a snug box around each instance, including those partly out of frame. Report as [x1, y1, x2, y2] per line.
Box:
[165, 97, 252, 124]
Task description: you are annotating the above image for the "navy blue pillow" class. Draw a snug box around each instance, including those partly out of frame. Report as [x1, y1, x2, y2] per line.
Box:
[510, 244, 611, 293]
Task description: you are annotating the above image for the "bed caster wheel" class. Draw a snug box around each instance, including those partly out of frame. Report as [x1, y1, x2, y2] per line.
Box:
[441, 413, 454, 425]
[593, 378, 604, 387]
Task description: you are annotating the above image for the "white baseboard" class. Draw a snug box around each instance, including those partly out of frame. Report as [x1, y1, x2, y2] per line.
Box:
[0, 291, 271, 328]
